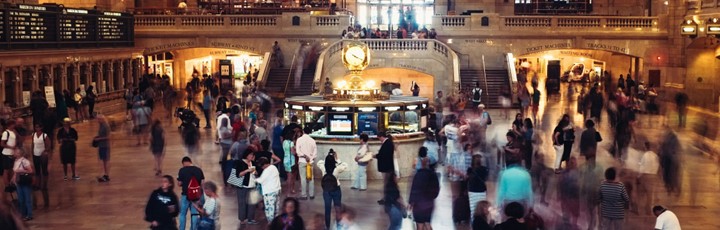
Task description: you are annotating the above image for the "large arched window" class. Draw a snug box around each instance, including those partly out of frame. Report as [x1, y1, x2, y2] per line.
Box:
[356, 0, 434, 30]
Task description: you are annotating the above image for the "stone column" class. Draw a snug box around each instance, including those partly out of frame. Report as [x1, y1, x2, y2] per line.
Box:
[95, 61, 104, 93]
[73, 63, 81, 91]
[0, 66, 4, 104]
[17, 66, 25, 107]
[81, 62, 90, 90]
[32, 64, 40, 92]
[107, 60, 114, 92]
[47, 65, 54, 92]
[118, 60, 125, 91]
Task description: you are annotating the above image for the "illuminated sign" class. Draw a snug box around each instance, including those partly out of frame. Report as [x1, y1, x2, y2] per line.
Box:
[291, 105, 303, 110]
[103, 12, 123, 17]
[385, 106, 400, 111]
[66, 9, 88, 14]
[332, 107, 351, 112]
[308, 106, 324, 111]
[406, 105, 418, 110]
[358, 107, 377, 112]
[19, 5, 46, 11]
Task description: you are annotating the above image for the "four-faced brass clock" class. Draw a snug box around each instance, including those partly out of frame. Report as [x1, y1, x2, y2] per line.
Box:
[342, 41, 370, 72]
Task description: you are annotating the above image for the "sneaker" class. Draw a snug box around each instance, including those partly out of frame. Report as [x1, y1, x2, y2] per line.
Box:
[247, 220, 258, 225]
[309, 196, 315, 200]
[98, 175, 110, 183]
[64, 176, 68, 181]
[72, 176, 80, 180]
[350, 187, 358, 190]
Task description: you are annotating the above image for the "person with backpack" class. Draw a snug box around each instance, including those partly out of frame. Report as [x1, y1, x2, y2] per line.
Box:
[471, 82, 483, 109]
[144, 175, 180, 230]
[318, 149, 348, 229]
[255, 157, 281, 223]
[177, 157, 205, 230]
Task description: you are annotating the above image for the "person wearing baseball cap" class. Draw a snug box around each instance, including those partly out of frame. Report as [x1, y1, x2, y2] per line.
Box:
[58, 118, 79, 180]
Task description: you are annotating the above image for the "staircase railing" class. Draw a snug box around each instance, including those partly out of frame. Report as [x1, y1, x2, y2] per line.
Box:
[283, 54, 298, 97]
[506, 53, 519, 103]
[256, 52, 272, 89]
[481, 55, 489, 105]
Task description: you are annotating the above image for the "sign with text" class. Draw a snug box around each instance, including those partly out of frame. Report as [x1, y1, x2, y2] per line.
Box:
[44, 86, 56, 108]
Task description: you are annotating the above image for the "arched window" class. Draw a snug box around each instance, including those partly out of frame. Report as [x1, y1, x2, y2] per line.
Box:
[356, 0, 434, 30]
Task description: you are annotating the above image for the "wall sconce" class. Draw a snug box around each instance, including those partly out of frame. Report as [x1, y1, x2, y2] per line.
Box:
[681, 19, 698, 38]
[706, 18, 720, 37]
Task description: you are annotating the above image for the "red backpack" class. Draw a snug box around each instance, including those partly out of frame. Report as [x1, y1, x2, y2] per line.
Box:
[187, 176, 201, 201]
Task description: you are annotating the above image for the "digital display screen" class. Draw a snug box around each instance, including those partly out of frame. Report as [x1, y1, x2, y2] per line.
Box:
[8, 8, 55, 41]
[328, 113, 353, 135]
[357, 113, 378, 136]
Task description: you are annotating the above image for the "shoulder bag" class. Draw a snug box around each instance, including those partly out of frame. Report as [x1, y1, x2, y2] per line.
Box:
[17, 160, 33, 186]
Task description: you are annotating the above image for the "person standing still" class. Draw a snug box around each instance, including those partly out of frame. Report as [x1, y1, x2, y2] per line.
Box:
[352, 133, 370, 191]
[1, 119, 18, 186]
[177, 157, 205, 230]
[94, 115, 111, 182]
[599, 167, 630, 230]
[57, 118, 79, 180]
[85, 86, 97, 119]
[471, 82, 483, 109]
[12, 149, 33, 221]
[295, 127, 317, 200]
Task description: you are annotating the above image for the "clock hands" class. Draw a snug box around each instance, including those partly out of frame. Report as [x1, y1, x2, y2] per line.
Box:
[351, 54, 362, 59]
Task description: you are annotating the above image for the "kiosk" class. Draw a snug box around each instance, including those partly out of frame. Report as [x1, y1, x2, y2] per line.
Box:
[284, 40, 429, 180]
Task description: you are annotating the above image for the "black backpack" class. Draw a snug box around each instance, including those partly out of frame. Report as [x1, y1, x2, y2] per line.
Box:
[321, 174, 339, 192]
[473, 88, 482, 101]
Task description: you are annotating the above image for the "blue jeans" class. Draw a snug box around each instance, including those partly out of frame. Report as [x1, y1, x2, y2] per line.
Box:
[16, 184, 33, 218]
[323, 189, 342, 229]
[179, 195, 201, 230]
[352, 165, 367, 190]
[386, 205, 403, 230]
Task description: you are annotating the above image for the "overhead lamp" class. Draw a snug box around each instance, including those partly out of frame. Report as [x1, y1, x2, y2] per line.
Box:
[681, 19, 698, 38]
[706, 18, 720, 36]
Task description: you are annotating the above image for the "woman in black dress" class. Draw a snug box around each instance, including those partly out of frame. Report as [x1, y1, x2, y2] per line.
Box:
[150, 120, 165, 176]
[57, 118, 79, 180]
[408, 156, 440, 230]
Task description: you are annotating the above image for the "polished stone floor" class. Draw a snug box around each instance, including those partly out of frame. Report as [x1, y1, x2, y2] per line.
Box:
[2, 86, 719, 230]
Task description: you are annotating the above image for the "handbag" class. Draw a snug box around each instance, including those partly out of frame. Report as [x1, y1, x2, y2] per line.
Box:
[226, 168, 244, 188]
[197, 216, 215, 230]
[248, 188, 261, 205]
[306, 163, 313, 181]
[91, 136, 100, 148]
[17, 161, 32, 186]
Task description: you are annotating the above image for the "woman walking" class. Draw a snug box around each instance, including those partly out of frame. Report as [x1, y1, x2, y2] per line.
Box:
[31, 124, 51, 208]
[282, 131, 297, 194]
[318, 150, 348, 229]
[352, 133, 370, 190]
[255, 157, 281, 223]
[150, 120, 165, 176]
[552, 114, 573, 172]
[12, 148, 34, 221]
[269, 197, 305, 230]
[409, 156, 440, 230]
[467, 155, 488, 223]
[383, 175, 406, 230]
[234, 150, 258, 225]
[144, 175, 180, 230]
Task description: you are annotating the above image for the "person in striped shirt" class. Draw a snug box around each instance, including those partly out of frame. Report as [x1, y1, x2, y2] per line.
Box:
[599, 167, 629, 230]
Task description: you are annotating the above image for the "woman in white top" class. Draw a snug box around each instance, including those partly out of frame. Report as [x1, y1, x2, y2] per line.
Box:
[352, 133, 370, 190]
[31, 124, 51, 208]
[255, 157, 281, 223]
[193, 181, 221, 230]
[12, 148, 34, 220]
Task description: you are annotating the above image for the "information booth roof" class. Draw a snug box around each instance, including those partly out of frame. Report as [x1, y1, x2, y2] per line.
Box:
[285, 95, 428, 108]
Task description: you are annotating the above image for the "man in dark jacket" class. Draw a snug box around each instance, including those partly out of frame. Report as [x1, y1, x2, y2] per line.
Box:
[375, 131, 395, 205]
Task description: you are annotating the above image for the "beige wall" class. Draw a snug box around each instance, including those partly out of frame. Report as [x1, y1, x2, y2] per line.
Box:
[684, 48, 720, 108]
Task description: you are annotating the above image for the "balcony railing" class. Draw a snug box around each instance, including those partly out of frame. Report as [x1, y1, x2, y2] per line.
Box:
[435, 15, 662, 32]
[134, 14, 351, 31]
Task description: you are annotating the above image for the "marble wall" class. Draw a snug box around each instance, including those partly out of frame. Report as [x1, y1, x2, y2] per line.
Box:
[315, 137, 425, 180]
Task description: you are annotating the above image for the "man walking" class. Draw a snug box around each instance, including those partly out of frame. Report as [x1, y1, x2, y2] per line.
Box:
[94, 115, 111, 182]
[295, 127, 317, 200]
[177, 157, 205, 230]
[599, 167, 629, 230]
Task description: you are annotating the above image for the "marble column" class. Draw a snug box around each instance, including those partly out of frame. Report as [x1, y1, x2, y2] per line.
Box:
[107, 60, 114, 92]
[118, 60, 126, 90]
[0, 66, 4, 104]
[94, 61, 103, 93]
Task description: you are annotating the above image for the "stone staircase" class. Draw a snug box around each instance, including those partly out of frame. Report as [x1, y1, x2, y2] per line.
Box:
[459, 69, 511, 108]
[263, 65, 316, 101]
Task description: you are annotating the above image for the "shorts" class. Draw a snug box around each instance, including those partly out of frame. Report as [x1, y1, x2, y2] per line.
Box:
[135, 124, 148, 133]
[60, 144, 77, 165]
[98, 147, 110, 161]
[1, 155, 14, 171]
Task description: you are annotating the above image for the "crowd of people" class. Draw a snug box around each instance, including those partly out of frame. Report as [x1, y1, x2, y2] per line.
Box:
[0, 64, 690, 230]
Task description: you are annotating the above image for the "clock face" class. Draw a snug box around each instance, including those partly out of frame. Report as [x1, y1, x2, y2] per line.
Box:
[345, 46, 366, 66]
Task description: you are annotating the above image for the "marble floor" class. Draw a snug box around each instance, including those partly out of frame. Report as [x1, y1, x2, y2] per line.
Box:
[2, 89, 719, 230]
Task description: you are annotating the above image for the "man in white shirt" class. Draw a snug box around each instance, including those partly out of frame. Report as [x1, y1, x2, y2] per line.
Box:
[215, 109, 231, 145]
[653, 206, 681, 230]
[1, 119, 18, 185]
[638, 142, 660, 215]
[295, 127, 317, 200]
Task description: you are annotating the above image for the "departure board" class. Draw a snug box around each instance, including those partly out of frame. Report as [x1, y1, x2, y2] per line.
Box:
[0, 4, 134, 49]
[59, 8, 92, 41]
[97, 12, 128, 40]
[7, 5, 56, 42]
